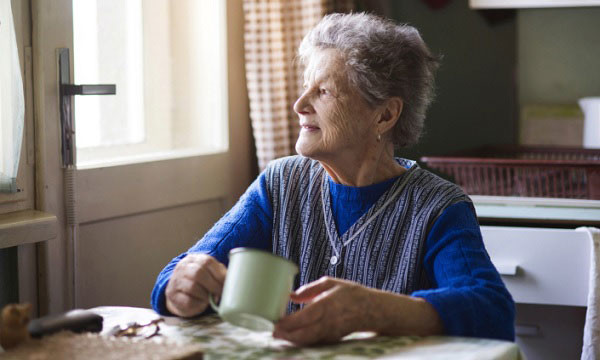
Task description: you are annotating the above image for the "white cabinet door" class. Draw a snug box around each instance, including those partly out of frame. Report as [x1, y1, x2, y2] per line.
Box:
[481, 226, 591, 306]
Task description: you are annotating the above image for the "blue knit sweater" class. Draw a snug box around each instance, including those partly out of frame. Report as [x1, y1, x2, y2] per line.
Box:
[151, 171, 515, 341]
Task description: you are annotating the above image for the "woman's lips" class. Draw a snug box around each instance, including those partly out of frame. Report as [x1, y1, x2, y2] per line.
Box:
[301, 125, 320, 131]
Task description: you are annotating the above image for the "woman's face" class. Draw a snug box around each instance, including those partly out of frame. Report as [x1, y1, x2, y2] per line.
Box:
[294, 49, 378, 162]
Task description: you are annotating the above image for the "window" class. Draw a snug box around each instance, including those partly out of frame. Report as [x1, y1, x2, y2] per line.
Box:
[0, 0, 25, 193]
[72, 0, 228, 168]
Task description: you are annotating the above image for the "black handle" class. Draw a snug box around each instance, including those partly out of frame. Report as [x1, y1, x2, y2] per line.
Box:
[28, 309, 103, 338]
[63, 84, 116, 96]
[58, 48, 117, 167]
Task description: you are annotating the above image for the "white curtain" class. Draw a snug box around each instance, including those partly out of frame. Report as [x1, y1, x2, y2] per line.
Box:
[0, 0, 25, 193]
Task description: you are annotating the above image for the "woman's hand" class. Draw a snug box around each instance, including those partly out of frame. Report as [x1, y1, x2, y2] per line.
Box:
[273, 277, 375, 345]
[273, 276, 444, 346]
[165, 253, 227, 318]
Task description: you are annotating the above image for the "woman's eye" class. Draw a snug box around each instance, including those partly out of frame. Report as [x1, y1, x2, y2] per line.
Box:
[319, 88, 329, 95]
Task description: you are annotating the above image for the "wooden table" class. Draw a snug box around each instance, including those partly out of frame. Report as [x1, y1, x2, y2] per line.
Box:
[90, 306, 524, 360]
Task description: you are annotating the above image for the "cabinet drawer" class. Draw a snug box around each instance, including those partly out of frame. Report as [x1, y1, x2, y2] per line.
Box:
[481, 226, 591, 307]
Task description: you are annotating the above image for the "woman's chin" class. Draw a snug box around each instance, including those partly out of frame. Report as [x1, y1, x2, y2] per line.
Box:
[295, 147, 311, 158]
[295, 142, 318, 159]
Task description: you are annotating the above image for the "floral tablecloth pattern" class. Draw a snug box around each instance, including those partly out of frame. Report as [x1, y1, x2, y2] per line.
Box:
[92, 306, 523, 360]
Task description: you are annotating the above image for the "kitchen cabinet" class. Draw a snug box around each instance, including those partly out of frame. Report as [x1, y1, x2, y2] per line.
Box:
[482, 226, 590, 307]
[474, 195, 599, 359]
[470, 0, 600, 8]
[479, 212, 597, 360]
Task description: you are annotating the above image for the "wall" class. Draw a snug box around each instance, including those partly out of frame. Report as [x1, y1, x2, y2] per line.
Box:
[518, 7, 600, 104]
[389, 1, 517, 160]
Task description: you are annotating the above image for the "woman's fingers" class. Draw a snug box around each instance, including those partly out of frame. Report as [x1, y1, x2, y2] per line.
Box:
[169, 276, 207, 299]
[275, 278, 344, 341]
[192, 267, 225, 299]
[275, 298, 325, 332]
[274, 322, 328, 346]
[205, 258, 227, 284]
[166, 253, 227, 317]
[291, 276, 339, 303]
[275, 278, 373, 345]
[181, 254, 226, 293]
[274, 298, 344, 346]
[184, 254, 227, 296]
[167, 290, 206, 318]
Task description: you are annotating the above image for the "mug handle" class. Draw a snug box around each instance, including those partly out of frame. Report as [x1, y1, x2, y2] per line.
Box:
[208, 293, 220, 313]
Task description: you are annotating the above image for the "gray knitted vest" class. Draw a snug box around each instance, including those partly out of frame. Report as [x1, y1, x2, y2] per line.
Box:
[264, 156, 470, 312]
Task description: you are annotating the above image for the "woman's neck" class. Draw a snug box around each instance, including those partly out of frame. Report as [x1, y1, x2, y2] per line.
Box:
[319, 144, 406, 187]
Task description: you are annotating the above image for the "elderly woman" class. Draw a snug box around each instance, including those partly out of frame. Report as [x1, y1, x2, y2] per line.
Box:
[151, 13, 515, 345]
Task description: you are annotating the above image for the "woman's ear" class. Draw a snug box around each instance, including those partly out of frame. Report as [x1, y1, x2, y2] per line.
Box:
[377, 97, 403, 134]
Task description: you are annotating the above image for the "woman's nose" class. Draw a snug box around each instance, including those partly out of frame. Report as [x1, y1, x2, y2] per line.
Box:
[293, 91, 313, 115]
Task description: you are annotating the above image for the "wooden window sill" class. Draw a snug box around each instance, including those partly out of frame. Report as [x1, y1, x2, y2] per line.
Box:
[0, 210, 58, 249]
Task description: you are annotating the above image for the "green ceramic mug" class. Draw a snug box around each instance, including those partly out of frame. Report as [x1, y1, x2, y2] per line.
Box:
[209, 248, 299, 331]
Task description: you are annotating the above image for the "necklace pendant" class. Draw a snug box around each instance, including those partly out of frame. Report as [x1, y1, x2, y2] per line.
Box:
[330, 256, 338, 265]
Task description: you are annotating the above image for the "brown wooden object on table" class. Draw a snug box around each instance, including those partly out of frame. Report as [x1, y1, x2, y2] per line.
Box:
[0, 303, 31, 350]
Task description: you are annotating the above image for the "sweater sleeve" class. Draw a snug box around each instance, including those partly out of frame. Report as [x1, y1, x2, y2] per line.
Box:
[411, 201, 516, 341]
[150, 172, 273, 315]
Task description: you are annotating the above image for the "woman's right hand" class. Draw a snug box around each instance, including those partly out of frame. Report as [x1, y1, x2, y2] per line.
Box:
[165, 253, 227, 317]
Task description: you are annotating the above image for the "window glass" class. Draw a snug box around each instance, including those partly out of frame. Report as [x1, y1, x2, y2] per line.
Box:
[0, 0, 25, 193]
[72, 0, 228, 168]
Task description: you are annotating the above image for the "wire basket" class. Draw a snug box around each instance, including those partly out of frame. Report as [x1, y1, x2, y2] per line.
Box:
[420, 146, 600, 200]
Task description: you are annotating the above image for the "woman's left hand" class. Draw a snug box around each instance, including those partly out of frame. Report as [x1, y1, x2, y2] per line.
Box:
[273, 276, 375, 346]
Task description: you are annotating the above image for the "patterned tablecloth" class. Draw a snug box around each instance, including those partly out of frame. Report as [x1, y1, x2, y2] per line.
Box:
[91, 306, 524, 360]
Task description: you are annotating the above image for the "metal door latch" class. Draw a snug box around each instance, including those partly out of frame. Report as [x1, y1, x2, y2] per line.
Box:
[58, 48, 116, 167]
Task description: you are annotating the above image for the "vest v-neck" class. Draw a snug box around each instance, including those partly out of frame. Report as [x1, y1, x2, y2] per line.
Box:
[323, 160, 413, 239]
[327, 177, 397, 236]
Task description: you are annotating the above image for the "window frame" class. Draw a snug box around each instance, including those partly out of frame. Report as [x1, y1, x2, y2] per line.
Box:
[0, 0, 34, 214]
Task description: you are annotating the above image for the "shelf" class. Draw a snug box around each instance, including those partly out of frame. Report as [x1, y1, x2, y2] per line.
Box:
[470, 0, 600, 8]
[0, 210, 58, 249]
[472, 195, 600, 226]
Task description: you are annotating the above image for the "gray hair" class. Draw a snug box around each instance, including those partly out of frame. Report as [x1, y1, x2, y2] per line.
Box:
[298, 12, 440, 148]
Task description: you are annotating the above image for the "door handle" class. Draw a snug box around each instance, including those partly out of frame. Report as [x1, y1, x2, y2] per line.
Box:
[58, 48, 116, 167]
[494, 263, 520, 276]
[515, 324, 541, 337]
[63, 84, 116, 96]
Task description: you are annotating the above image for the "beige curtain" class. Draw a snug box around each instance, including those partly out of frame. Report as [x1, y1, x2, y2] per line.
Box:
[243, 0, 354, 170]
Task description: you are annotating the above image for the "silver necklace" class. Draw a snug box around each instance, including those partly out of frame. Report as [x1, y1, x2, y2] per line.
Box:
[321, 172, 405, 266]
